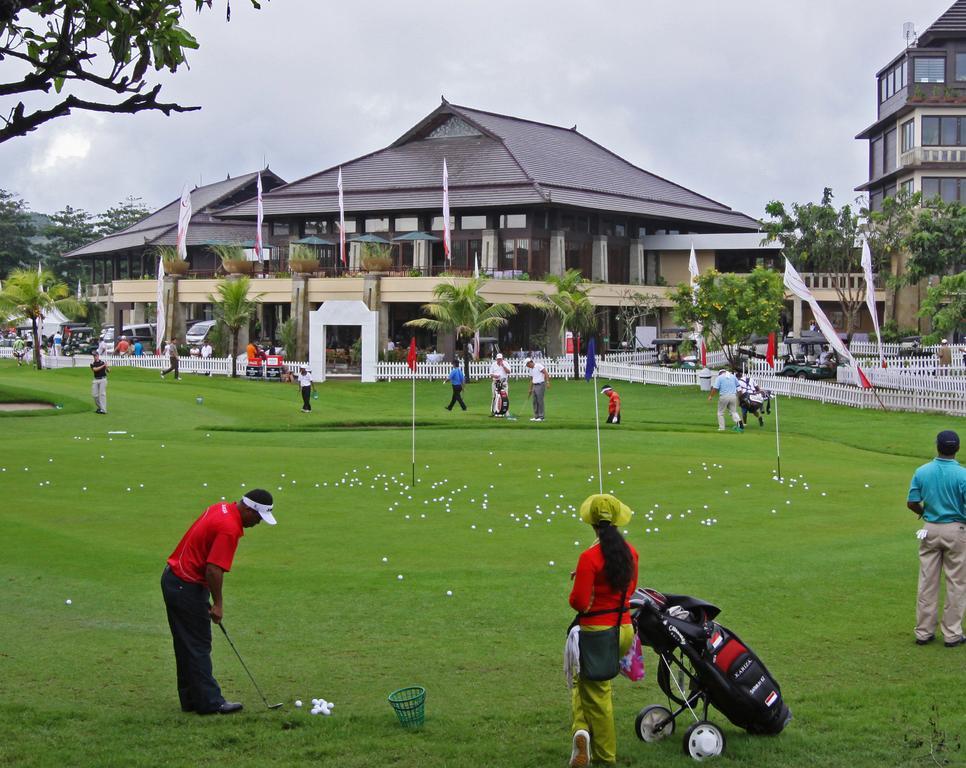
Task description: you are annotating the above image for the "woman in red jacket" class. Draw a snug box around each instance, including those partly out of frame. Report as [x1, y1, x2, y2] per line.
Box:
[568, 494, 639, 767]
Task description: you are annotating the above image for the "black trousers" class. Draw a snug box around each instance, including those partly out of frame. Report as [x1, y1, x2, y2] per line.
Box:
[607, 411, 621, 424]
[161, 356, 180, 378]
[447, 384, 467, 410]
[301, 385, 312, 410]
[161, 566, 224, 713]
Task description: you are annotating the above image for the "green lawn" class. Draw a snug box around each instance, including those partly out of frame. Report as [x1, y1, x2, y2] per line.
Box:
[0, 361, 963, 768]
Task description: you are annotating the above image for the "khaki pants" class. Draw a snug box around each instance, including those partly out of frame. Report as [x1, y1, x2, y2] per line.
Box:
[571, 623, 635, 764]
[91, 378, 107, 412]
[716, 394, 740, 430]
[916, 521, 966, 643]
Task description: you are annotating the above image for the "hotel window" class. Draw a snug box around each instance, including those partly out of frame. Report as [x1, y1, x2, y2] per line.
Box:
[272, 221, 289, 236]
[499, 213, 527, 229]
[901, 120, 915, 152]
[393, 217, 419, 232]
[922, 177, 966, 202]
[900, 179, 915, 196]
[431, 215, 455, 230]
[914, 57, 945, 83]
[884, 129, 897, 173]
[869, 189, 884, 212]
[923, 116, 964, 146]
[459, 215, 487, 230]
[338, 218, 357, 234]
[879, 60, 908, 102]
[870, 136, 884, 178]
[614, 221, 626, 238]
[365, 217, 390, 232]
[957, 53, 966, 81]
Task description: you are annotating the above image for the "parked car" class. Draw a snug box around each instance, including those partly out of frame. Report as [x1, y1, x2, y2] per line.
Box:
[186, 320, 217, 345]
[103, 323, 155, 349]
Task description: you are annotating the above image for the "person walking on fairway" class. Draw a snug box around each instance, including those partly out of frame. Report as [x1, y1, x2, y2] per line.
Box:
[567, 494, 639, 767]
[12, 336, 26, 366]
[907, 430, 966, 647]
[526, 357, 550, 422]
[600, 385, 621, 424]
[297, 366, 316, 412]
[161, 489, 277, 715]
[709, 367, 742, 432]
[90, 351, 108, 414]
[161, 339, 181, 380]
[446, 359, 467, 411]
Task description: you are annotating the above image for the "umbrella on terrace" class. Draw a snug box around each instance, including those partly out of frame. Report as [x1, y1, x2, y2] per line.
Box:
[293, 236, 336, 245]
[390, 232, 441, 243]
[347, 233, 393, 245]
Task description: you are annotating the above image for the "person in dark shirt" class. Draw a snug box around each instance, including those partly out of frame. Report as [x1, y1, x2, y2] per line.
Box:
[446, 359, 467, 411]
[90, 352, 108, 414]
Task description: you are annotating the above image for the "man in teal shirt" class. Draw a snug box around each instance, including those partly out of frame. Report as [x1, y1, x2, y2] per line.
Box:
[907, 430, 966, 647]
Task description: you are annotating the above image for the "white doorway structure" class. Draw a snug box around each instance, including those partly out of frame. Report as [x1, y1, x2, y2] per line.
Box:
[308, 300, 379, 383]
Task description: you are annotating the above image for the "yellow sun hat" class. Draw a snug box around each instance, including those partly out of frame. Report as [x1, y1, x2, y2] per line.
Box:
[579, 494, 633, 527]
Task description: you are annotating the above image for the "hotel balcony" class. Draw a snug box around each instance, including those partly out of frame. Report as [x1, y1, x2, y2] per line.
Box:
[900, 146, 966, 168]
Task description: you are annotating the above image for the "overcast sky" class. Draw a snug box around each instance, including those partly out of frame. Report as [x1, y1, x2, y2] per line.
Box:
[0, 0, 953, 220]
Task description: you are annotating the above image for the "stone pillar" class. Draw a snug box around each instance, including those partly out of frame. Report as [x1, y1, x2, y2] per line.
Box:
[291, 274, 310, 360]
[549, 230, 566, 277]
[362, 275, 390, 351]
[349, 242, 362, 271]
[792, 295, 803, 335]
[414, 241, 430, 274]
[592, 235, 608, 282]
[131, 303, 146, 323]
[546, 314, 563, 356]
[629, 239, 645, 285]
[481, 229, 499, 274]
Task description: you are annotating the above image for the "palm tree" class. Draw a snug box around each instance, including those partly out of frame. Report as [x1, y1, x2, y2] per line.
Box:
[405, 276, 516, 377]
[0, 268, 82, 370]
[530, 269, 599, 380]
[209, 277, 262, 377]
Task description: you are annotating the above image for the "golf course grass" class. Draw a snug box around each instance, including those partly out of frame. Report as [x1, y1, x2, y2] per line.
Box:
[0, 360, 963, 768]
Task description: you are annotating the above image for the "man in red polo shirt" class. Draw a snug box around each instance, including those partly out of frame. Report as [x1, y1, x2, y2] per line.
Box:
[161, 489, 276, 715]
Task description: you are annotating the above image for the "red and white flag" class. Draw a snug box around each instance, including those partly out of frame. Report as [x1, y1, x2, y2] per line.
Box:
[407, 337, 417, 372]
[176, 186, 192, 262]
[442, 159, 451, 262]
[784, 257, 871, 388]
[254, 172, 264, 262]
[688, 242, 705, 364]
[155, 257, 166, 355]
[860, 239, 886, 368]
[337, 167, 347, 267]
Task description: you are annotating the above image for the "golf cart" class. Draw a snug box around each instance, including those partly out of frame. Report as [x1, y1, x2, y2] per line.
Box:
[652, 338, 699, 369]
[62, 327, 98, 356]
[776, 334, 838, 380]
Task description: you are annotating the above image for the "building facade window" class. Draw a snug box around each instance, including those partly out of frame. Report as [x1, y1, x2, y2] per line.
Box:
[338, 219, 357, 234]
[272, 221, 289, 236]
[870, 136, 884, 178]
[922, 116, 966, 146]
[884, 128, 897, 173]
[869, 189, 884, 212]
[393, 217, 419, 232]
[365, 217, 390, 232]
[901, 119, 915, 152]
[499, 213, 527, 229]
[459, 215, 487, 230]
[564, 236, 593, 280]
[914, 57, 945, 83]
[879, 60, 908, 102]
[957, 53, 966, 82]
[900, 179, 915, 196]
[922, 177, 966, 202]
[431, 215, 455, 231]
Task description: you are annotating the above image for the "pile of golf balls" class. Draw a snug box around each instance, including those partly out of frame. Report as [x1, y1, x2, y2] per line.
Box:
[308, 697, 334, 716]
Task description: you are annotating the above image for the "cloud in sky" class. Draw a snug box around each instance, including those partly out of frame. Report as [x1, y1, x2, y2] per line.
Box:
[0, 0, 953, 219]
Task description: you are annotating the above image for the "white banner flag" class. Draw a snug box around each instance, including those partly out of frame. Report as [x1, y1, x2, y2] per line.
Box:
[442, 159, 451, 262]
[860, 239, 885, 368]
[688, 241, 705, 363]
[155, 257, 166, 355]
[783, 257, 869, 387]
[254, 172, 264, 262]
[176, 186, 192, 262]
[337, 167, 346, 267]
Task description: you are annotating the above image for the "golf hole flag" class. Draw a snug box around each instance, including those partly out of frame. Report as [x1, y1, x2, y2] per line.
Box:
[407, 337, 417, 372]
[783, 257, 871, 388]
[584, 337, 597, 381]
[442, 159, 451, 262]
[766, 332, 776, 369]
[860, 239, 886, 368]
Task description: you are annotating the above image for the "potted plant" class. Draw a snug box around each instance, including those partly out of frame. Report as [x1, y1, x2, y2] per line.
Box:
[155, 245, 189, 276]
[209, 243, 254, 275]
[288, 244, 320, 274]
[361, 242, 394, 273]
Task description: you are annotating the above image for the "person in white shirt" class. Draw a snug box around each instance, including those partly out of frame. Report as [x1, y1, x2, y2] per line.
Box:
[526, 357, 550, 422]
[297, 366, 316, 412]
[490, 353, 511, 416]
[200, 341, 213, 376]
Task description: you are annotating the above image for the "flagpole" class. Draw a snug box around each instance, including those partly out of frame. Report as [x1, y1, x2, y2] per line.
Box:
[593, 370, 603, 494]
[774, 393, 782, 480]
[411, 371, 416, 487]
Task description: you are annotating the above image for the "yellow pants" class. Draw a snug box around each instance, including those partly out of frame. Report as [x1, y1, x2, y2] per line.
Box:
[571, 623, 635, 764]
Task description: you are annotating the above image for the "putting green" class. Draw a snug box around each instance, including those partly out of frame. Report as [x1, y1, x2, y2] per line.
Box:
[0, 361, 962, 768]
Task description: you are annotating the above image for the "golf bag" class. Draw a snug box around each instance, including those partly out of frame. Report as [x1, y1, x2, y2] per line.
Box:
[632, 587, 791, 736]
[492, 380, 509, 416]
[739, 389, 771, 427]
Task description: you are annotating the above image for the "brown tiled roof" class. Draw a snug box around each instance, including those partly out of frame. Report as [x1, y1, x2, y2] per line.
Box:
[65, 170, 284, 258]
[920, 0, 966, 45]
[218, 102, 759, 231]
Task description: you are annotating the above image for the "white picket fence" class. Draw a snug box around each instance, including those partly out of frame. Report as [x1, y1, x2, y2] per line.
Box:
[849, 340, 951, 357]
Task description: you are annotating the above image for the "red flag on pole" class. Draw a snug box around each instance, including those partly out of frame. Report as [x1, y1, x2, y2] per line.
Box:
[766, 332, 776, 369]
[700, 340, 707, 367]
[857, 365, 873, 389]
[407, 338, 417, 372]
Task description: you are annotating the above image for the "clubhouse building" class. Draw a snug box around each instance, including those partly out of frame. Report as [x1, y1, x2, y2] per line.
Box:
[68, 100, 877, 358]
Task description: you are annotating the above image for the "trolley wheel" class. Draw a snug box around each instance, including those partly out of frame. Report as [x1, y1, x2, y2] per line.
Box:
[682, 720, 726, 761]
[657, 656, 699, 706]
[635, 704, 675, 742]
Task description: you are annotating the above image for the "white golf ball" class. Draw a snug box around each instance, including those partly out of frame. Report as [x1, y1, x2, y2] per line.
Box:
[397, 574, 404, 580]
[382, 557, 388, 563]
[548, 561, 555, 566]
[446, 590, 453, 596]
[65, 599, 72, 605]
[295, 700, 303, 708]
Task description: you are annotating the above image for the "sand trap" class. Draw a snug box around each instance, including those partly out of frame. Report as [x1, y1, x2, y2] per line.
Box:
[0, 402, 56, 411]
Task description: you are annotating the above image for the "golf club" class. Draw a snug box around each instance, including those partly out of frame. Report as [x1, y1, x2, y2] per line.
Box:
[217, 622, 283, 710]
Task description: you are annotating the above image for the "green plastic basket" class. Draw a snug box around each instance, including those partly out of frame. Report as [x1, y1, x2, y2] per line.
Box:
[388, 686, 426, 728]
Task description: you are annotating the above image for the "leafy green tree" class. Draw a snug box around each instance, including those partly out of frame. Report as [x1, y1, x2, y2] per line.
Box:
[919, 272, 965, 345]
[96, 196, 151, 236]
[0, 189, 36, 277]
[672, 268, 785, 368]
[530, 268, 598, 379]
[903, 199, 966, 285]
[405, 276, 516, 378]
[210, 276, 261, 377]
[762, 188, 867, 338]
[40, 205, 98, 282]
[0, 1, 265, 144]
[0, 267, 83, 368]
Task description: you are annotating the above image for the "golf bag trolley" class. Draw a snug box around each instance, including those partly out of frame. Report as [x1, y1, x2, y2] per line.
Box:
[630, 587, 791, 761]
[492, 379, 509, 417]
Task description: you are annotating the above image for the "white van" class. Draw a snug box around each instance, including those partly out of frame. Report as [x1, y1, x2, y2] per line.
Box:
[186, 320, 217, 345]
